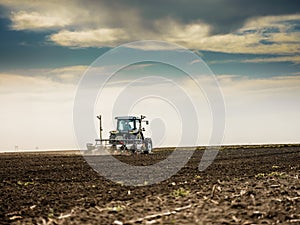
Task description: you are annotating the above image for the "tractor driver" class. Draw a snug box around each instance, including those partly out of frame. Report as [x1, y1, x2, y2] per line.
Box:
[119, 120, 132, 132]
[123, 120, 132, 131]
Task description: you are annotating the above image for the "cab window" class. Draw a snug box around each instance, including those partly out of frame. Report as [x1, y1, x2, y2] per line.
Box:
[117, 119, 135, 131]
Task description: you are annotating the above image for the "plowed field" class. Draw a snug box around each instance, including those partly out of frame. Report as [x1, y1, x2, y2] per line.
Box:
[0, 145, 299, 224]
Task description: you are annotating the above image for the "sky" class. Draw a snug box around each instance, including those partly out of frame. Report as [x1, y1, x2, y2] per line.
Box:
[0, 0, 299, 151]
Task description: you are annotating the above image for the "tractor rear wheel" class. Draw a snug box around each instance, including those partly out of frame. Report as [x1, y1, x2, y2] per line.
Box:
[144, 138, 152, 154]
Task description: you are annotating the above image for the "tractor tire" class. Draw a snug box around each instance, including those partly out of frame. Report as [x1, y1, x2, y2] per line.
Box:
[109, 133, 116, 145]
[144, 138, 152, 154]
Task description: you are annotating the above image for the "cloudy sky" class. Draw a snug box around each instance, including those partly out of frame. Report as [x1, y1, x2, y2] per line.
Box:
[0, 0, 299, 150]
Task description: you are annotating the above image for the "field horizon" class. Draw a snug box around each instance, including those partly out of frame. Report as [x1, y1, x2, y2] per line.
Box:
[1, 143, 300, 154]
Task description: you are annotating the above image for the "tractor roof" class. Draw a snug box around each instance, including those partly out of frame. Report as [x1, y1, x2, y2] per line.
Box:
[115, 116, 140, 120]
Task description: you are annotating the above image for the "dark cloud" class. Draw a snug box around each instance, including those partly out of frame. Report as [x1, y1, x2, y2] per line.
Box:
[1, 0, 299, 35]
[86, 0, 300, 34]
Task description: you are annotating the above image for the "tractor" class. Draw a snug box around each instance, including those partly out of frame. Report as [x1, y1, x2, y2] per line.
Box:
[87, 115, 153, 154]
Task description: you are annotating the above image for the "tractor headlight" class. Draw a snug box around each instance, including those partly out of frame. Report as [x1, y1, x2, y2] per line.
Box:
[110, 130, 119, 134]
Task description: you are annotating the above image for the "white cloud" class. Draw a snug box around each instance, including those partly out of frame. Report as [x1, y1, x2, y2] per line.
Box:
[47, 65, 87, 83]
[47, 13, 300, 57]
[154, 18, 211, 43]
[180, 14, 300, 54]
[49, 28, 129, 47]
[209, 55, 300, 65]
[242, 55, 300, 64]
[124, 40, 183, 51]
[10, 11, 71, 30]
[243, 14, 300, 30]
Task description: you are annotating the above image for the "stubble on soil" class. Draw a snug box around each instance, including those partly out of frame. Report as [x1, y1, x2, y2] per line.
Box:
[0, 145, 299, 224]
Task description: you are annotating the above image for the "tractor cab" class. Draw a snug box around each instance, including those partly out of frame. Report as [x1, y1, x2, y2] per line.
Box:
[116, 117, 139, 133]
[112, 116, 148, 135]
[107, 115, 152, 153]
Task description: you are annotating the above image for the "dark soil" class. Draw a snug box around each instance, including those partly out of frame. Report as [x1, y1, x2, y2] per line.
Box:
[0, 145, 299, 224]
